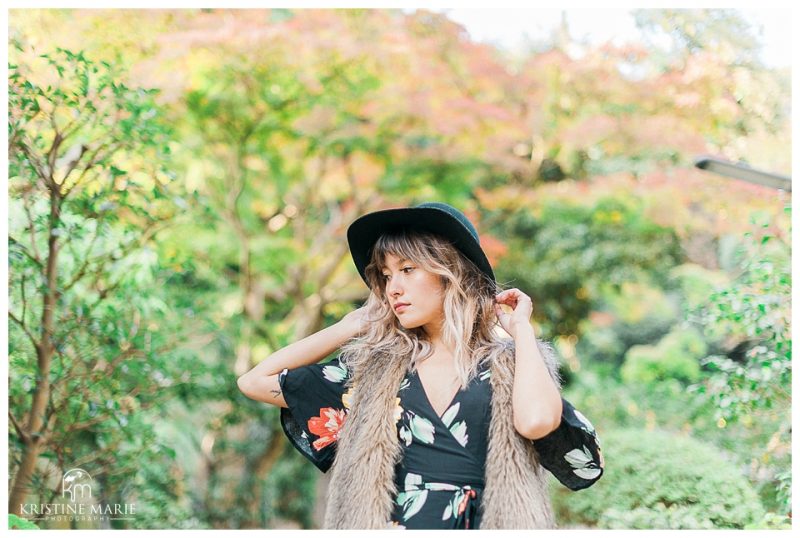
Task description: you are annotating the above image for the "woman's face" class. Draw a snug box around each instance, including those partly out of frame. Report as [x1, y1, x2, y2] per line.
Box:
[381, 253, 445, 332]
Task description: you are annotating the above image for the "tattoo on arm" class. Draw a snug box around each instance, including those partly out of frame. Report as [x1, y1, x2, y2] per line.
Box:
[270, 389, 282, 397]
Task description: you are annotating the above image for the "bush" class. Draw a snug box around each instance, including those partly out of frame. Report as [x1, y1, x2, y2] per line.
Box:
[687, 208, 791, 515]
[575, 281, 680, 375]
[491, 197, 683, 337]
[9, 514, 39, 529]
[574, 324, 625, 377]
[620, 326, 705, 385]
[551, 428, 764, 529]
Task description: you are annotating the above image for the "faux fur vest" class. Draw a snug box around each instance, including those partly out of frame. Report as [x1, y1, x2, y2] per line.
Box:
[323, 338, 562, 529]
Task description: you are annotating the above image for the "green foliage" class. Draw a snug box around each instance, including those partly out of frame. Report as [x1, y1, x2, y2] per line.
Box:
[9, 514, 40, 529]
[100, 425, 199, 530]
[567, 357, 789, 518]
[686, 207, 791, 517]
[9, 47, 175, 216]
[575, 279, 681, 377]
[7, 47, 212, 529]
[551, 428, 765, 529]
[743, 511, 792, 530]
[7, 9, 791, 530]
[574, 325, 624, 378]
[633, 9, 762, 65]
[689, 213, 791, 422]
[620, 326, 705, 386]
[263, 445, 319, 529]
[491, 196, 683, 337]
[668, 262, 731, 316]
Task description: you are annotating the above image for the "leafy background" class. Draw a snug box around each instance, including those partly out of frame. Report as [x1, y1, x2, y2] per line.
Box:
[7, 8, 790, 529]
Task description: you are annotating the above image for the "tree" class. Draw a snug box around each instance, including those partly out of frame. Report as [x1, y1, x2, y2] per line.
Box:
[687, 206, 791, 518]
[632, 9, 764, 68]
[8, 46, 198, 525]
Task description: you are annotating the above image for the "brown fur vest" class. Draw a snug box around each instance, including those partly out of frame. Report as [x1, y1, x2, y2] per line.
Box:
[323, 338, 562, 529]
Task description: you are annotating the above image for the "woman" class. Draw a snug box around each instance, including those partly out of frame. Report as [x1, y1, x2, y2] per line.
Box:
[238, 202, 604, 529]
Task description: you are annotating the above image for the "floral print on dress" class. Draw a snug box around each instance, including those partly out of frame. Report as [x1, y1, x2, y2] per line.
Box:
[396, 472, 430, 520]
[341, 387, 354, 410]
[440, 402, 468, 447]
[322, 362, 349, 383]
[571, 407, 605, 471]
[278, 357, 604, 529]
[393, 397, 403, 423]
[399, 409, 436, 446]
[564, 445, 603, 480]
[395, 471, 478, 525]
[443, 486, 477, 522]
[307, 407, 347, 451]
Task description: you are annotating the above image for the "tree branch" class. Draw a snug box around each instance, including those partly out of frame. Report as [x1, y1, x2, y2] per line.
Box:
[61, 217, 105, 292]
[16, 138, 50, 184]
[46, 130, 64, 188]
[61, 139, 124, 199]
[21, 191, 43, 265]
[56, 144, 89, 187]
[9, 235, 43, 270]
[8, 310, 39, 352]
[9, 411, 31, 445]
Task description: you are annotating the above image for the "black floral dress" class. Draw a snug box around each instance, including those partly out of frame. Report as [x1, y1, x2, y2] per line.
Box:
[278, 356, 604, 529]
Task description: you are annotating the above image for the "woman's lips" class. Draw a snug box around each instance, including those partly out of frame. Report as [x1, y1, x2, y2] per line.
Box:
[395, 304, 410, 313]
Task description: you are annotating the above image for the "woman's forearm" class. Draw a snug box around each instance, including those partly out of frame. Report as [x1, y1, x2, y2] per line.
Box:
[238, 319, 357, 383]
[511, 320, 563, 440]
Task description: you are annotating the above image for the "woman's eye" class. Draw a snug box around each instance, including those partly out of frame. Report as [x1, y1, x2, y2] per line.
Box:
[383, 267, 413, 280]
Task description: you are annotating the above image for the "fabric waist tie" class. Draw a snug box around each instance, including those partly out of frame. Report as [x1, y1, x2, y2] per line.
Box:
[399, 480, 482, 529]
[454, 487, 479, 529]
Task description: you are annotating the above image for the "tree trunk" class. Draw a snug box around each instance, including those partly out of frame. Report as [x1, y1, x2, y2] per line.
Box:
[9, 189, 61, 514]
[240, 434, 285, 528]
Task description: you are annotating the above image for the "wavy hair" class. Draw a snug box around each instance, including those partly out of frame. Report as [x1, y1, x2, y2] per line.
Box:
[339, 228, 514, 389]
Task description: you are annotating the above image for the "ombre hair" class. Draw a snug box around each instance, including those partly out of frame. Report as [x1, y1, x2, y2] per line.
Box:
[339, 228, 513, 389]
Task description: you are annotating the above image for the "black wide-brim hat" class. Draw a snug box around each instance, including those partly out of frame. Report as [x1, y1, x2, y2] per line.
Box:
[347, 201, 496, 288]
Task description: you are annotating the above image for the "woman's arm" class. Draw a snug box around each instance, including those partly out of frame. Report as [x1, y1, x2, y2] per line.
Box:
[511, 320, 563, 439]
[494, 288, 562, 439]
[237, 308, 365, 406]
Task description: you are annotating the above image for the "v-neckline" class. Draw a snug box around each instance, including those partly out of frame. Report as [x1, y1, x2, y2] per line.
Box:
[413, 367, 462, 421]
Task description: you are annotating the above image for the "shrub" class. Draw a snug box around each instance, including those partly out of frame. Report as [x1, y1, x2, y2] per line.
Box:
[621, 326, 705, 385]
[687, 208, 791, 515]
[8, 514, 39, 529]
[551, 428, 764, 529]
[575, 281, 680, 374]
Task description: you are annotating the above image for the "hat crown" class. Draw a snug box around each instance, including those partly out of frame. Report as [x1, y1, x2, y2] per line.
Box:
[346, 201, 495, 287]
[415, 202, 480, 242]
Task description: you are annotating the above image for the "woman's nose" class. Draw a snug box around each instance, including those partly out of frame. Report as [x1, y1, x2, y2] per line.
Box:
[387, 275, 403, 295]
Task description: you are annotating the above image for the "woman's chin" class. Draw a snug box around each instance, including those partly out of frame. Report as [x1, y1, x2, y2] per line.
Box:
[397, 318, 420, 329]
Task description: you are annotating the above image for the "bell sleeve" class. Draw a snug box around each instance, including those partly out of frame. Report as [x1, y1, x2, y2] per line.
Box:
[532, 397, 605, 491]
[278, 356, 352, 473]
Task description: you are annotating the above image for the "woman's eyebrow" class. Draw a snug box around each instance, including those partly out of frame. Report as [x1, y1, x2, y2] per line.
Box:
[381, 258, 409, 270]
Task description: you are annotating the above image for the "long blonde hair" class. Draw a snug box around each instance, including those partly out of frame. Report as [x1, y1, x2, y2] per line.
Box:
[339, 228, 512, 389]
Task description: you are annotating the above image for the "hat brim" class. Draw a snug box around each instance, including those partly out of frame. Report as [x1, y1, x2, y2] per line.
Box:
[346, 206, 495, 288]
